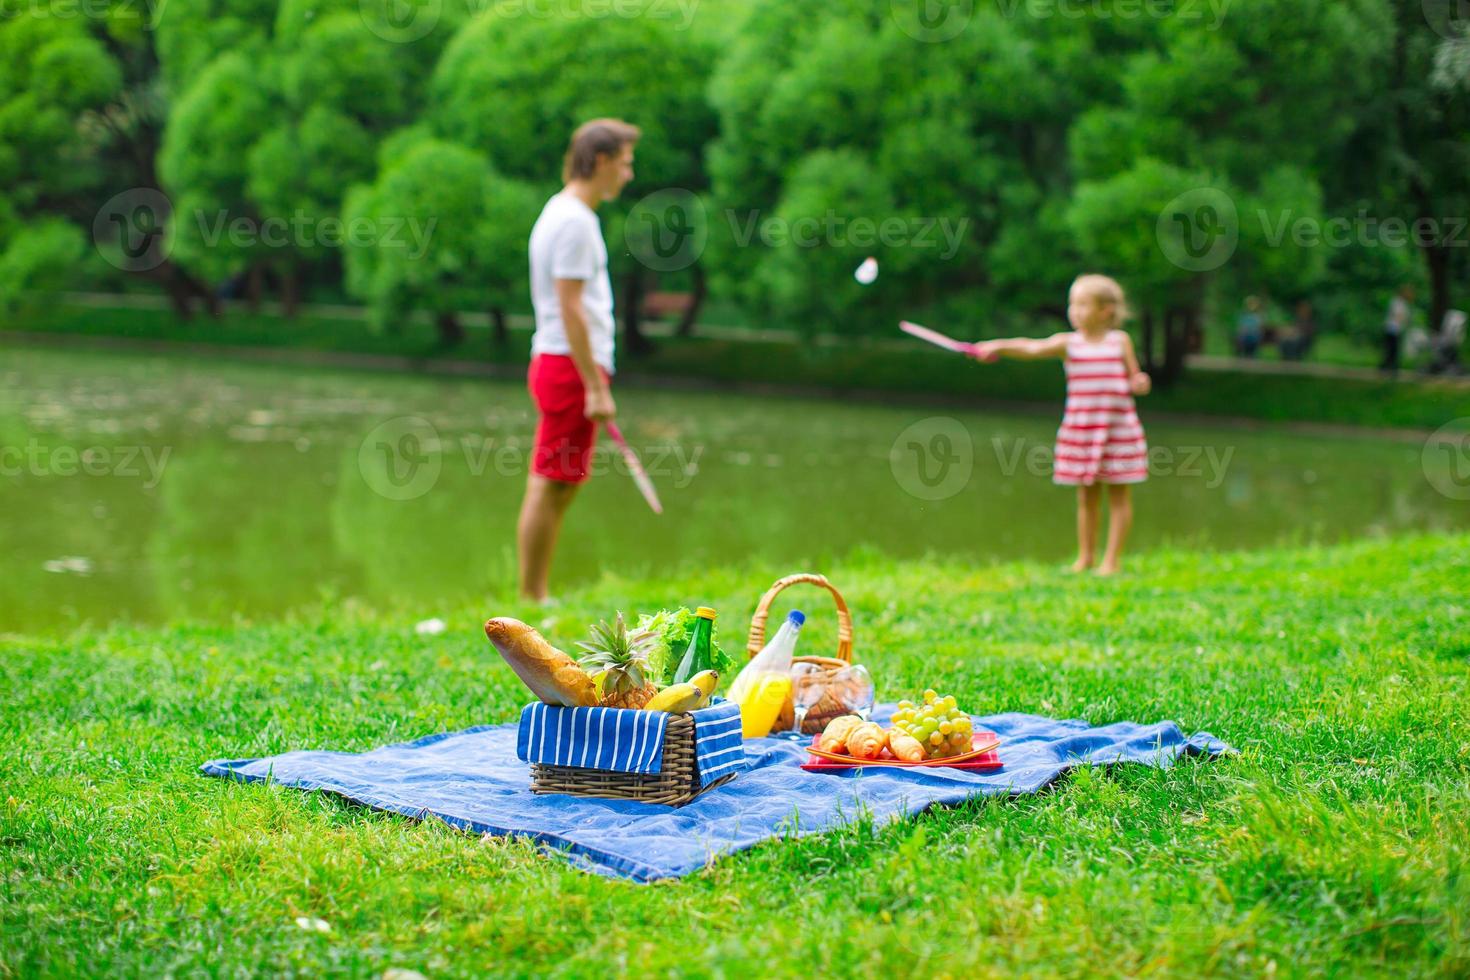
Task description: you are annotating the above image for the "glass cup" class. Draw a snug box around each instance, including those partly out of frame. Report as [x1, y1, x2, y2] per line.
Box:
[835, 664, 876, 721]
[790, 662, 825, 733]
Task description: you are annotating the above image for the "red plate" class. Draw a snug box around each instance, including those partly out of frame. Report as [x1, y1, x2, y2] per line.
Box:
[801, 731, 1002, 772]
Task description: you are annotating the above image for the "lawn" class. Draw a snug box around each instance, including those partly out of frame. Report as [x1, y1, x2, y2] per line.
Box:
[2, 534, 1468, 976]
[10, 300, 1469, 430]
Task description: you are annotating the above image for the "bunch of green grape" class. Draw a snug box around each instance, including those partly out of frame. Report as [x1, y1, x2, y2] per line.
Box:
[891, 689, 974, 759]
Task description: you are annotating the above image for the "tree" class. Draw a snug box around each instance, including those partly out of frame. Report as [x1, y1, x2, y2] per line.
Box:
[705, 0, 1139, 338]
[157, 0, 470, 315]
[158, 49, 279, 306]
[342, 135, 539, 347]
[1342, 1, 1470, 336]
[0, 7, 221, 314]
[431, 4, 718, 352]
[1066, 0, 1392, 382]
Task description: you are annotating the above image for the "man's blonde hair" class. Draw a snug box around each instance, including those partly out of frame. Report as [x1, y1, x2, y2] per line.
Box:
[562, 118, 641, 183]
[1072, 274, 1132, 326]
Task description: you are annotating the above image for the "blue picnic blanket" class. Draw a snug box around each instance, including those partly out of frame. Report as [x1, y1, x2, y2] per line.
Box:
[516, 698, 744, 788]
[200, 707, 1231, 882]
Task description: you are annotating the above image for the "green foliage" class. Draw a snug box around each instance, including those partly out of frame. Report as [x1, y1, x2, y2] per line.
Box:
[0, 15, 123, 206]
[748, 149, 897, 334]
[153, 0, 278, 93]
[159, 50, 279, 279]
[634, 607, 734, 687]
[431, 6, 716, 191]
[0, 0, 1464, 368]
[0, 219, 85, 313]
[342, 136, 539, 328]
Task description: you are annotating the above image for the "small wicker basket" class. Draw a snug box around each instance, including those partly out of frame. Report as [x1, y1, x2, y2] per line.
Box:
[745, 573, 856, 735]
[527, 713, 735, 807]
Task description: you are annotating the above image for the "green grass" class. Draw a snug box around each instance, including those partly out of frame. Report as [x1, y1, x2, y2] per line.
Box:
[3, 534, 1469, 976]
[12, 300, 1470, 430]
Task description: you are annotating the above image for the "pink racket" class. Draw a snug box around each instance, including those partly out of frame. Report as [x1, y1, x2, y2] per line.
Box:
[605, 422, 663, 515]
[899, 320, 983, 358]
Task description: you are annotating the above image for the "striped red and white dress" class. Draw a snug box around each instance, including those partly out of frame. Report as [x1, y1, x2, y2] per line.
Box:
[1053, 332, 1148, 486]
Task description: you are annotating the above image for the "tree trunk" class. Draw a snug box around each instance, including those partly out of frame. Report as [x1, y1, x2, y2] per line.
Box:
[245, 263, 264, 314]
[1153, 307, 1191, 389]
[621, 268, 654, 357]
[1139, 309, 1156, 373]
[280, 263, 301, 318]
[490, 307, 509, 347]
[153, 264, 196, 320]
[1425, 240, 1451, 339]
[144, 260, 218, 320]
[675, 263, 707, 338]
[435, 311, 465, 347]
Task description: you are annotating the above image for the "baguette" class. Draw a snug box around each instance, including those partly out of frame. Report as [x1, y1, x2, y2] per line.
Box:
[484, 617, 598, 707]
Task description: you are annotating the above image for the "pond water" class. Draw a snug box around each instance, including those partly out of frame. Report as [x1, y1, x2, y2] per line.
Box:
[3, 347, 1464, 633]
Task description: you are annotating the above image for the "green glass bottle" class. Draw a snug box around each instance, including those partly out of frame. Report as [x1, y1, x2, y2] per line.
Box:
[672, 607, 717, 684]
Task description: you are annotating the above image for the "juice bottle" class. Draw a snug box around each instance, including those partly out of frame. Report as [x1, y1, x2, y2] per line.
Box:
[730, 610, 805, 738]
[740, 673, 793, 739]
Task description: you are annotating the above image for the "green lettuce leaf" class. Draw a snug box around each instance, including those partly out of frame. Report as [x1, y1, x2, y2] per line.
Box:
[634, 607, 735, 689]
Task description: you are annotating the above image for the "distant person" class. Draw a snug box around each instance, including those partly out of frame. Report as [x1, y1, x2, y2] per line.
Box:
[1281, 300, 1317, 361]
[1235, 295, 1264, 358]
[1380, 284, 1414, 373]
[516, 118, 639, 602]
[970, 274, 1151, 576]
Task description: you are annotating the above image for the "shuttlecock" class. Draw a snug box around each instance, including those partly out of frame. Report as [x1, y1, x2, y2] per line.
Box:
[854, 256, 878, 285]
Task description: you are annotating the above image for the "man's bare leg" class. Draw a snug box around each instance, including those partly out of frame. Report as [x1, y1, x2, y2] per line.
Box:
[517, 473, 581, 601]
[1098, 484, 1133, 576]
[1071, 483, 1101, 572]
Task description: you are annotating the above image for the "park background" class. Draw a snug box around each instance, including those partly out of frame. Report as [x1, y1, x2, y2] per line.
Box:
[3, 0, 1470, 976]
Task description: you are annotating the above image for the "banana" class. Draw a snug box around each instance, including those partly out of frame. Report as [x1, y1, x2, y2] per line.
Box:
[688, 670, 719, 707]
[644, 682, 705, 714]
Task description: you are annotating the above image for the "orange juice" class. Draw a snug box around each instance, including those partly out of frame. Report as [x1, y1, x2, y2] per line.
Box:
[739, 673, 793, 738]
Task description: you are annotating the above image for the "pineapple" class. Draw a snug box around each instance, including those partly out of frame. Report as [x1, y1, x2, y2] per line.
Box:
[575, 613, 660, 709]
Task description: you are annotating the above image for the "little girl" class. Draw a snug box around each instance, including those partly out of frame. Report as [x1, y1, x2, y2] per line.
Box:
[972, 274, 1151, 575]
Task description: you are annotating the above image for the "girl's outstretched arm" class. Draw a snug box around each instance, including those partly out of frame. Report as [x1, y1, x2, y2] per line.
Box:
[971, 332, 1070, 362]
[1115, 331, 1152, 395]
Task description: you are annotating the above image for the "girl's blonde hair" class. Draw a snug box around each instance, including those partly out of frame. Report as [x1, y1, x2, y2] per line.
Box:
[1072, 274, 1132, 327]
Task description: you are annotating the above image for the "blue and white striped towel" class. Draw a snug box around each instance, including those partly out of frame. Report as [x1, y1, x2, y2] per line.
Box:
[516, 698, 746, 789]
[690, 700, 745, 788]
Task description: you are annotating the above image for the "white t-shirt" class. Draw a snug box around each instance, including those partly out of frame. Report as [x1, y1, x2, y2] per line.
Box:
[529, 192, 616, 374]
[1386, 295, 1410, 336]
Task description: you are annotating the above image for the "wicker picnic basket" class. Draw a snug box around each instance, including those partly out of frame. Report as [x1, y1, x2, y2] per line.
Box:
[528, 713, 736, 807]
[746, 573, 856, 735]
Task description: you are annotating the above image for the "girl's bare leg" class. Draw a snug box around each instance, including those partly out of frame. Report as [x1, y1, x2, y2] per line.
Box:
[1071, 484, 1101, 572]
[1098, 484, 1133, 576]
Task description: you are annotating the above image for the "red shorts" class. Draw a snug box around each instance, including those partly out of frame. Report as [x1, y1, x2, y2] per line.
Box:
[528, 354, 609, 484]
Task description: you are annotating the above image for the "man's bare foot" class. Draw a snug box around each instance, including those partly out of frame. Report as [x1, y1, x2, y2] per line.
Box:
[1095, 561, 1121, 576]
[1069, 557, 1094, 573]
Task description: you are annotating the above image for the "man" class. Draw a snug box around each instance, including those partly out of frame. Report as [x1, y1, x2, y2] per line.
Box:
[1380, 283, 1414, 373]
[517, 119, 639, 601]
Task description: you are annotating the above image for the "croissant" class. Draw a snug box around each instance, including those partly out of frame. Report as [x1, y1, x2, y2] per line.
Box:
[484, 617, 598, 707]
[846, 721, 887, 761]
[819, 715, 864, 754]
[887, 728, 925, 763]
